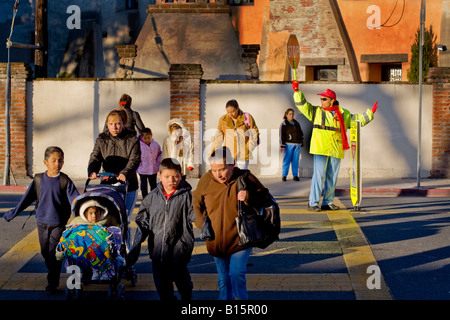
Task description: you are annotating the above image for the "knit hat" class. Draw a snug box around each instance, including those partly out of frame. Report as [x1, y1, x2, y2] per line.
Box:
[79, 199, 108, 222]
[317, 89, 336, 100]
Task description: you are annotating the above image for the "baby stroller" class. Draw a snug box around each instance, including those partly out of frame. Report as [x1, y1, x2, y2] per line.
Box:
[57, 173, 137, 300]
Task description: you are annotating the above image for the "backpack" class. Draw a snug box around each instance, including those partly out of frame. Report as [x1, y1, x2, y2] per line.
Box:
[243, 112, 260, 146]
[243, 112, 251, 128]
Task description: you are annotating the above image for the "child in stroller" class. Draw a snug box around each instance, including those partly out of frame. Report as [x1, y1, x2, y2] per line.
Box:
[56, 174, 136, 298]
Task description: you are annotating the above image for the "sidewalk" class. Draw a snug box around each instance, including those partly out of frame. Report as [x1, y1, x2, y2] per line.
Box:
[258, 177, 450, 198]
[1, 176, 449, 198]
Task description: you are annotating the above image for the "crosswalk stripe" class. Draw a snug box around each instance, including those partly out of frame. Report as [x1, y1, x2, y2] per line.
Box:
[280, 208, 325, 214]
[193, 241, 342, 255]
[281, 220, 332, 228]
[1, 272, 354, 292]
[0, 229, 40, 289]
[0, 197, 390, 299]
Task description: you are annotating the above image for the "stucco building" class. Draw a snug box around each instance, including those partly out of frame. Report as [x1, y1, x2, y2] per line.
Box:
[2, 0, 448, 81]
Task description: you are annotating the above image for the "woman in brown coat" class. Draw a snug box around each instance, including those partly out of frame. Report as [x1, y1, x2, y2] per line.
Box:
[193, 147, 269, 300]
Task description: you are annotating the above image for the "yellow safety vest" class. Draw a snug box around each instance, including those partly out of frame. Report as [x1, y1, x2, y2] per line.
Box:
[294, 91, 374, 159]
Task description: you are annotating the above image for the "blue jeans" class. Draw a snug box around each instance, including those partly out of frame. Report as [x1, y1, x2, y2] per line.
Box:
[213, 247, 252, 300]
[282, 144, 301, 177]
[309, 154, 341, 207]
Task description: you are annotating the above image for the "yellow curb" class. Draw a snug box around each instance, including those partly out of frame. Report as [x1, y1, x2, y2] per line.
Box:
[328, 199, 392, 300]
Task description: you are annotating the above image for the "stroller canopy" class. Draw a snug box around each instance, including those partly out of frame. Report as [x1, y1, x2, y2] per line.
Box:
[72, 187, 128, 227]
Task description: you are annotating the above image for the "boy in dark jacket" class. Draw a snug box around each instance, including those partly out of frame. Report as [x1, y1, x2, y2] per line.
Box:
[128, 158, 195, 300]
[3, 146, 79, 292]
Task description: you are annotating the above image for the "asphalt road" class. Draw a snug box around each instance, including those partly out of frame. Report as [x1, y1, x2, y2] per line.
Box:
[345, 196, 450, 300]
[0, 191, 449, 303]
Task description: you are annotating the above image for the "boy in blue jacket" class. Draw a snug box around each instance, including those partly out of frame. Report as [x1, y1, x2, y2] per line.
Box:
[3, 146, 79, 292]
[128, 157, 195, 300]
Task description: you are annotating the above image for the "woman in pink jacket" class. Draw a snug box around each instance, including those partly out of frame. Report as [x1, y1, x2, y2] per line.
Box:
[137, 128, 162, 198]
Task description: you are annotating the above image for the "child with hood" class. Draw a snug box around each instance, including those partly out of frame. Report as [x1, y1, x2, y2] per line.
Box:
[162, 118, 194, 179]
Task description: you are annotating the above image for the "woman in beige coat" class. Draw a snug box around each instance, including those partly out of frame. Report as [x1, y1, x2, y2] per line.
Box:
[210, 99, 259, 170]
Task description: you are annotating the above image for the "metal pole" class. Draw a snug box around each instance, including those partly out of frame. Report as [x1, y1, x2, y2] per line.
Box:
[3, 1, 20, 185]
[417, 0, 426, 188]
[3, 44, 11, 186]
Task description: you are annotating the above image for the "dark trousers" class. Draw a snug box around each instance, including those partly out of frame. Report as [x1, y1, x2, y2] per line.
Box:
[139, 173, 157, 198]
[152, 260, 193, 301]
[37, 222, 64, 288]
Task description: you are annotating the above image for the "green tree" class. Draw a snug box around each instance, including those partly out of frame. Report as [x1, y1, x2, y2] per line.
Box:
[407, 25, 438, 82]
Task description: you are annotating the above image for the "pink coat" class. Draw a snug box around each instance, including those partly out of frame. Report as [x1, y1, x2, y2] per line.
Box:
[137, 138, 162, 175]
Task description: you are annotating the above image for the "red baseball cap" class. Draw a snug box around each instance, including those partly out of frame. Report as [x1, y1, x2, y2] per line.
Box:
[317, 89, 336, 100]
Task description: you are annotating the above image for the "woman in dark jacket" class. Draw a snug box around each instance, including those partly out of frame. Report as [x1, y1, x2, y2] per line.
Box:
[102, 93, 145, 134]
[88, 109, 141, 250]
[279, 108, 303, 181]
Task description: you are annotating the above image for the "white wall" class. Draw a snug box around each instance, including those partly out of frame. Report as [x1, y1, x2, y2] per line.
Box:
[28, 79, 170, 178]
[28, 79, 433, 179]
[202, 82, 433, 179]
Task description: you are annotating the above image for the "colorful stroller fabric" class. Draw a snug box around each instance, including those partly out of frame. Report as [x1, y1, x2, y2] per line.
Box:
[58, 224, 124, 278]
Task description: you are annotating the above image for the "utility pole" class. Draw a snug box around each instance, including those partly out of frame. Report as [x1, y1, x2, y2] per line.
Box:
[3, 1, 19, 186]
[417, 0, 426, 187]
[4, 1, 43, 185]
[35, 0, 48, 78]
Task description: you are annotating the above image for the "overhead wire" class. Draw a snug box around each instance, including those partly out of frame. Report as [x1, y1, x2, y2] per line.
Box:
[367, 0, 405, 29]
[380, 0, 405, 28]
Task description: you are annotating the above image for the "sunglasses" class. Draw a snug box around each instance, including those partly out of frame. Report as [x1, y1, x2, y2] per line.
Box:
[320, 97, 331, 101]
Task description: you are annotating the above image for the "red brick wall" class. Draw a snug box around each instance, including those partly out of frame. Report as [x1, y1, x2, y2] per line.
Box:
[168, 64, 203, 177]
[148, 1, 230, 13]
[269, 0, 355, 81]
[427, 67, 450, 178]
[0, 62, 30, 180]
[270, 0, 339, 56]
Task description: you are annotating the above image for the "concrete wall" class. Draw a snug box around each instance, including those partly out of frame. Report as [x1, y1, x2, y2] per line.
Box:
[27, 79, 433, 179]
[28, 79, 170, 177]
[202, 82, 433, 178]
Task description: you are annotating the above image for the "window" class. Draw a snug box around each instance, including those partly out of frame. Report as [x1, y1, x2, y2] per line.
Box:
[229, 0, 254, 5]
[381, 64, 402, 82]
[314, 66, 337, 81]
[126, 0, 138, 9]
[361, 54, 407, 82]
